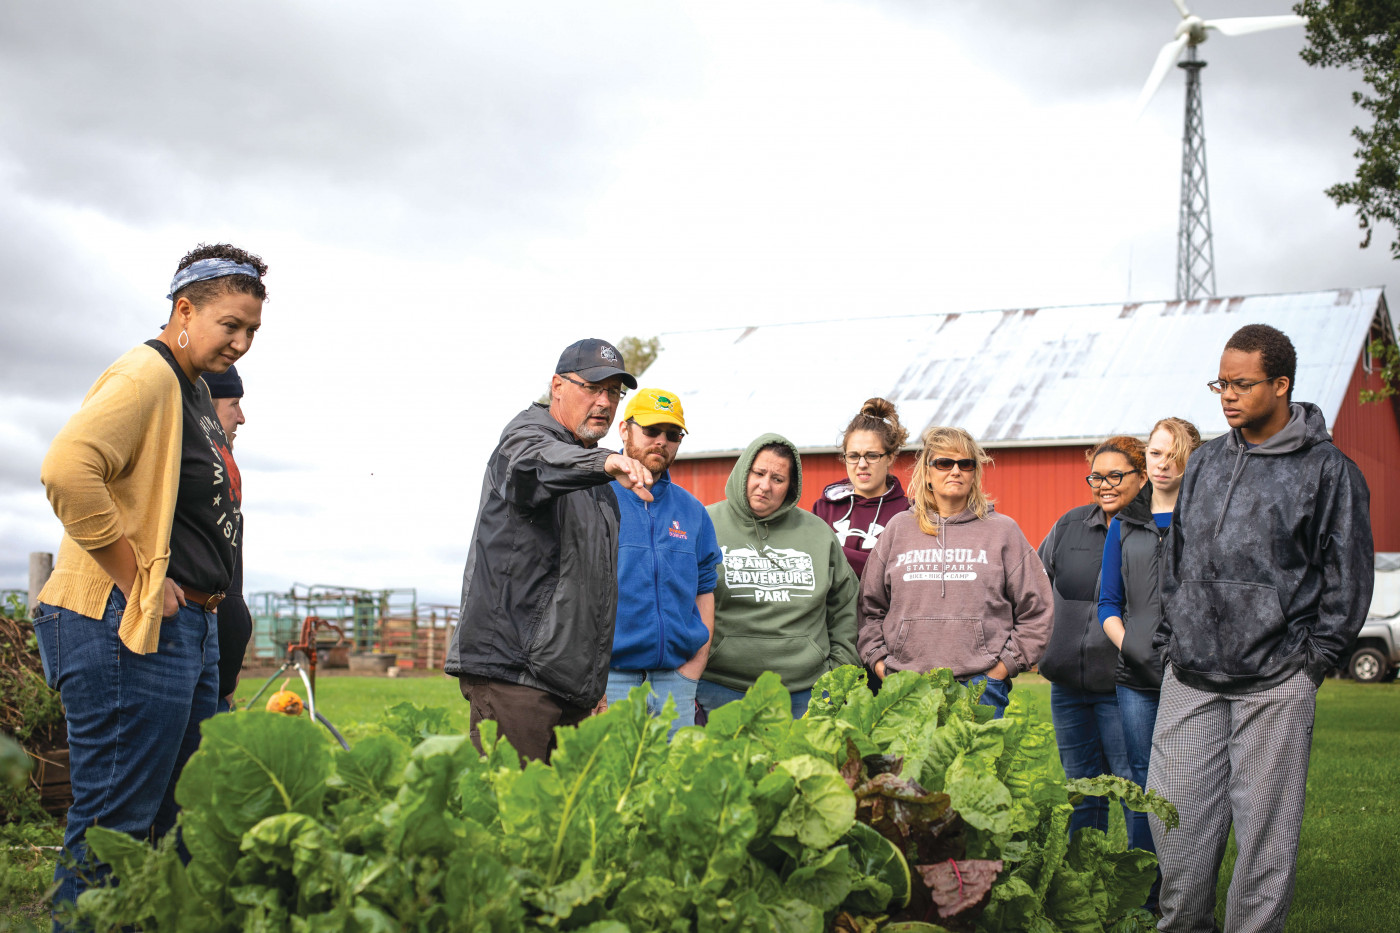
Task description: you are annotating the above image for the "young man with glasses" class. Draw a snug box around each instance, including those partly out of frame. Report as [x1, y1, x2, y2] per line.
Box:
[445, 339, 654, 762]
[1150, 324, 1374, 931]
[600, 389, 722, 737]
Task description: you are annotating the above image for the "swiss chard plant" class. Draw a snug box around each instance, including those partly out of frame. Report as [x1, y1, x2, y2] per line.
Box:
[68, 668, 1175, 932]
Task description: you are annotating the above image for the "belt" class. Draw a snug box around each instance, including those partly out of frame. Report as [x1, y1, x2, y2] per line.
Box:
[180, 585, 226, 611]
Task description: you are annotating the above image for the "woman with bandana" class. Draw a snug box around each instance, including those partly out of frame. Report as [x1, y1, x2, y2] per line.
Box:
[33, 244, 267, 916]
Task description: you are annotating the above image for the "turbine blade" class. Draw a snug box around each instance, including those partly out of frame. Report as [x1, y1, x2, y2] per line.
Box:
[1133, 35, 1189, 121]
[1171, 0, 1191, 19]
[1204, 15, 1306, 37]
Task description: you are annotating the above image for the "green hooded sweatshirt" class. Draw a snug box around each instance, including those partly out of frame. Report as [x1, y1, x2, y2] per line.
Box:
[703, 433, 860, 693]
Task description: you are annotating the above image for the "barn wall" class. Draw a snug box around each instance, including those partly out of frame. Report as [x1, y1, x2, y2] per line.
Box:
[671, 445, 1099, 548]
[1330, 355, 1400, 551]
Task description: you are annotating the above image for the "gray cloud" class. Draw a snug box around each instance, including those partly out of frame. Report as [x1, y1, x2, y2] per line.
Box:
[0, 1, 699, 254]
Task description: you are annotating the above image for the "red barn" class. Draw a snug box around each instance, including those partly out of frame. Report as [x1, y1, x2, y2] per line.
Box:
[638, 289, 1399, 550]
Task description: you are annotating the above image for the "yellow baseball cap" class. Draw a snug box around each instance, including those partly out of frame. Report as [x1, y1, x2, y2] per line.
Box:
[623, 388, 687, 432]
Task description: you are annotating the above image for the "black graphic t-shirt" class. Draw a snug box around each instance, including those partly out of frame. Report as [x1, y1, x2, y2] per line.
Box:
[146, 340, 239, 593]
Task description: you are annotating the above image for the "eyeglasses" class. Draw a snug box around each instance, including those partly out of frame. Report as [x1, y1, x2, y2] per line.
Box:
[560, 373, 626, 402]
[930, 457, 976, 472]
[842, 451, 889, 465]
[1206, 377, 1276, 395]
[629, 421, 684, 443]
[1086, 470, 1141, 488]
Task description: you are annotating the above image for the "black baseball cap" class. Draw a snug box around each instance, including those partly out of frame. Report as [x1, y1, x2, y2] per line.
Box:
[555, 338, 638, 389]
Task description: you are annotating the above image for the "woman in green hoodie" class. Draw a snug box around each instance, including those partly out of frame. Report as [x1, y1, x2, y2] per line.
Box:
[698, 433, 861, 719]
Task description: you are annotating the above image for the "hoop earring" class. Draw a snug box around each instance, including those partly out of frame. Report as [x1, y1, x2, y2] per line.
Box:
[178, 330, 189, 349]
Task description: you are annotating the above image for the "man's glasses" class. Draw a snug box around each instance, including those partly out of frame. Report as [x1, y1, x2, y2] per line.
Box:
[560, 373, 626, 402]
[630, 421, 684, 443]
[930, 457, 976, 472]
[1206, 377, 1276, 395]
[1086, 470, 1141, 488]
[842, 451, 889, 465]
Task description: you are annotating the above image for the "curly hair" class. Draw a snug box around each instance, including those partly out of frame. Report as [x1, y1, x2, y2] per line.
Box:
[1225, 323, 1296, 401]
[171, 243, 268, 308]
[909, 426, 994, 535]
[1087, 435, 1147, 473]
[840, 397, 910, 456]
[1148, 416, 1202, 474]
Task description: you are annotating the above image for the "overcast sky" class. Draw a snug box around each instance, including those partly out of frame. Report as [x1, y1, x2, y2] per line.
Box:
[1, 0, 1390, 605]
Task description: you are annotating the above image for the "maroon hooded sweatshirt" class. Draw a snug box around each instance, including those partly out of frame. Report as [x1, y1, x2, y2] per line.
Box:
[811, 475, 910, 579]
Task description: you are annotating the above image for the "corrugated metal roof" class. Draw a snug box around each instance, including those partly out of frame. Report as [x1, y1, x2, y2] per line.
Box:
[641, 289, 1389, 457]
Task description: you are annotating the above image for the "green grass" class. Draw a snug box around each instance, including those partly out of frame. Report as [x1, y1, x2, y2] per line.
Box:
[229, 671, 470, 737]
[6, 675, 1397, 930]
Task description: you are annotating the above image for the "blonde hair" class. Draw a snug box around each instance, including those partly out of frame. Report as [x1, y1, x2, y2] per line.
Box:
[1148, 417, 1202, 473]
[910, 426, 994, 535]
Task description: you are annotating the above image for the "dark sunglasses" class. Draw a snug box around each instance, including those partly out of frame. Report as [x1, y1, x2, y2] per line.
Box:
[930, 457, 976, 472]
[631, 421, 684, 443]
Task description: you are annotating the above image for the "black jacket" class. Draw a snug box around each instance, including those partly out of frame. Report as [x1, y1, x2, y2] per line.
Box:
[1110, 488, 1168, 692]
[444, 403, 621, 707]
[1037, 503, 1121, 693]
[1157, 402, 1373, 693]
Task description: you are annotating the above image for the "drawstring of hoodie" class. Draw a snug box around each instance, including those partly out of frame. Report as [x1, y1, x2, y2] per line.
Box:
[1214, 441, 1250, 536]
[938, 513, 948, 598]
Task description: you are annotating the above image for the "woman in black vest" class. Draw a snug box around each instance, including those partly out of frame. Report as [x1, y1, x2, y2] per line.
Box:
[1098, 417, 1201, 872]
[1037, 436, 1146, 838]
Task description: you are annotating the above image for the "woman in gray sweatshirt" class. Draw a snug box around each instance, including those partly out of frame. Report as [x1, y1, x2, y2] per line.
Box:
[857, 426, 1053, 716]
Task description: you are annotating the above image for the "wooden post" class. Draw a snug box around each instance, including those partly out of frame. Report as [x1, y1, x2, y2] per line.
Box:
[28, 552, 54, 615]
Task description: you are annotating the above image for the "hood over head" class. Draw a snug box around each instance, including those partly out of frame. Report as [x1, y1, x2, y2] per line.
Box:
[725, 432, 803, 524]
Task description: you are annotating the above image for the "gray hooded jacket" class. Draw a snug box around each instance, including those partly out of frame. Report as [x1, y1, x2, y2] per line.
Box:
[1156, 402, 1373, 692]
[444, 403, 621, 707]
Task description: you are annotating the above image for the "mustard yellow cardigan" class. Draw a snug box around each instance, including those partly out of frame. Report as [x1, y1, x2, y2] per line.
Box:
[38, 343, 191, 655]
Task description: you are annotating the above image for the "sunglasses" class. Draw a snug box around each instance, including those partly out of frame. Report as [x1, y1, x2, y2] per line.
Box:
[631, 422, 684, 443]
[929, 457, 977, 472]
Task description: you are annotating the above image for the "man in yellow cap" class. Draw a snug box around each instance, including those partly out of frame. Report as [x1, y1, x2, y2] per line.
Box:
[604, 388, 721, 737]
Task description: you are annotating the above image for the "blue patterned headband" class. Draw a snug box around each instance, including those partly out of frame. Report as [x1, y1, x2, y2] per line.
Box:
[167, 258, 260, 301]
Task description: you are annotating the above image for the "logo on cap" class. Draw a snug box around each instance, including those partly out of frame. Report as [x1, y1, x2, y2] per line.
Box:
[654, 394, 675, 411]
[600, 345, 617, 361]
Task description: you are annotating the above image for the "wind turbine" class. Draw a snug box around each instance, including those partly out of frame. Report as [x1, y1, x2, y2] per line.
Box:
[1133, 1, 1306, 301]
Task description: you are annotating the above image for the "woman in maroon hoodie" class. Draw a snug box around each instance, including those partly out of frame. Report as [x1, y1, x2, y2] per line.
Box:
[811, 398, 910, 579]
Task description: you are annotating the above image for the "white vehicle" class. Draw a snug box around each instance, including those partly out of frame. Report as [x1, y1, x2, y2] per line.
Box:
[1342, 554, 1400, 683]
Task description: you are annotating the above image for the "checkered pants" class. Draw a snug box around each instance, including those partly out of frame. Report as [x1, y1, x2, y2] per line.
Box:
[1148, 665, 1317, 933]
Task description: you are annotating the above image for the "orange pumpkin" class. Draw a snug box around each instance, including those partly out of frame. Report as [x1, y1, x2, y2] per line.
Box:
[266, 679, 304, 716]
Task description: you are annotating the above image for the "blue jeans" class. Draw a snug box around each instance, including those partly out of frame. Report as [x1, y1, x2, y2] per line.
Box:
[1050, 684, 1133, 837]
[33, 588, 220, 914]
[963, 673, 1011, 718]
[1116, 684, 1160, 853]
[694, 679, 813, 719]
[605, 668, 699, 738]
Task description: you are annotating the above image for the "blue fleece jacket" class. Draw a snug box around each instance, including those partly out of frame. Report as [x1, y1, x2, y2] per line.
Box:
[610, 471, 722, 671]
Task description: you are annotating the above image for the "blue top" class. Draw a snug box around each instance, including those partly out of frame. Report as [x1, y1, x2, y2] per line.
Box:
[1098, 511, 1172, 625]
[610, 471, 723, 671]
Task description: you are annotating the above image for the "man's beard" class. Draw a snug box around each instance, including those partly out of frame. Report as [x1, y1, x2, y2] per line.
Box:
[576, 409, 612, 443]
[625, 443, 672, 474]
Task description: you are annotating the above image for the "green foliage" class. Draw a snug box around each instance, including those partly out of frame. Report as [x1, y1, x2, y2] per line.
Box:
[1358, 337, 1400, 402]
[615, 336, 662, 380]
[1296, 1, 1400, 257]
[67, 673, 1169, 932]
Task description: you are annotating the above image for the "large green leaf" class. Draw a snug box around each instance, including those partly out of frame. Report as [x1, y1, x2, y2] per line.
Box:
[176, 711, 331, 913]
[839, 820, 910, 913]
[1065, 774, 1179, 830]
[770, 755, 855, 850]
[382, 734, 480, 858]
